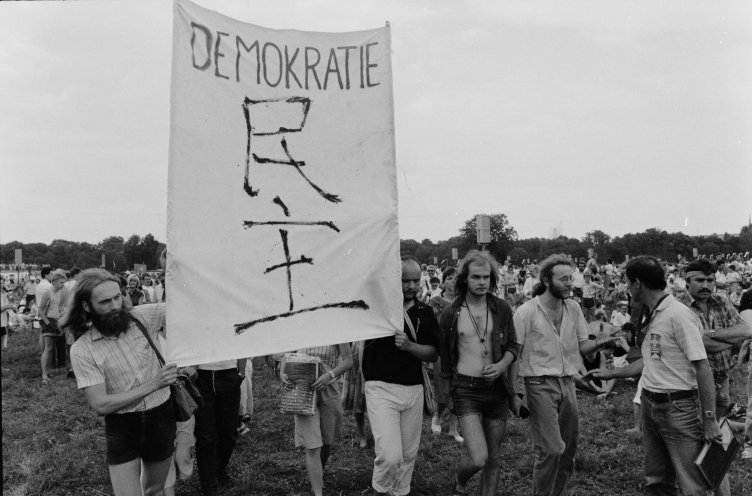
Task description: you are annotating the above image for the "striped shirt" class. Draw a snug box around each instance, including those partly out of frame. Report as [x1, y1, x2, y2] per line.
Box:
[70, 304, 168, 413]
[299, 345, 342, 404]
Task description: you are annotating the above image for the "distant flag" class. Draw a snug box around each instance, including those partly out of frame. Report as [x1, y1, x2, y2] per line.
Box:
[684, 217, 689, 227]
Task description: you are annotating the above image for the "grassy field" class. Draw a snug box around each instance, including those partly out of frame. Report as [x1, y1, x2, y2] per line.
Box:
[2, 328, 751, 496]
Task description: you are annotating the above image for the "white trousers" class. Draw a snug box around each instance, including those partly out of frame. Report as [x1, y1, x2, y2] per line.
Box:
[365, 381, 423, 496]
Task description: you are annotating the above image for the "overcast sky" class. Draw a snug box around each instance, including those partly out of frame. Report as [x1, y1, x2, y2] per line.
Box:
[1, 0, 751, 246]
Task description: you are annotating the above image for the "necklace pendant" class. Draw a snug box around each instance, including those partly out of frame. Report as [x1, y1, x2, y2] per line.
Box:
[480, 338, 485, 344]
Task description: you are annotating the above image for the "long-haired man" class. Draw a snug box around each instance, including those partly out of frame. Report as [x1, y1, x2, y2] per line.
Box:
[61, 268, 177, 496]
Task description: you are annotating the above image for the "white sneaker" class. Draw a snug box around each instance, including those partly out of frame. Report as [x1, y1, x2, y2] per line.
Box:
[742, 445, 752, 459]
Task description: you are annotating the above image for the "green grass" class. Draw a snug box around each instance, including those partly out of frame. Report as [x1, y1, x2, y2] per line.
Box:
[3, 328, 751, 495]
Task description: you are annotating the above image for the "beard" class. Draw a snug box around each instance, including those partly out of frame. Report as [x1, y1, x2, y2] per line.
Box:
[548, 284, 570, 300]
[90, 307, 131, 337]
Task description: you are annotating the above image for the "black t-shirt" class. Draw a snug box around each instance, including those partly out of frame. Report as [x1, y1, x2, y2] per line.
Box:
[362, 299, 439, 386]
[740, 290, 752, 312]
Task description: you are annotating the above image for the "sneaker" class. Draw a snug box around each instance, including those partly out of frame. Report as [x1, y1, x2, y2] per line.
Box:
[742, 445, 752, 459]
[237, 424, 250, 436]
[449, 431, 465, 443]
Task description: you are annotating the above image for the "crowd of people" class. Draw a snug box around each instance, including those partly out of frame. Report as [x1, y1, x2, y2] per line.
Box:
[1, 250, 752, 496]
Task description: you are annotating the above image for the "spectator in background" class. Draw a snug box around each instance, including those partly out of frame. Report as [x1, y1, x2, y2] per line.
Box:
[60, 267, 82, 379]
[126, 274, 147, 307]
[38, 269, 66, 384]
[24, 276, 38, 307]
[1, 289, 17, 354]
[581, 270, 604, 323]
[610, 301, 630, 328]
[141, 273, 155, 303]
[428, 267, 463, 444]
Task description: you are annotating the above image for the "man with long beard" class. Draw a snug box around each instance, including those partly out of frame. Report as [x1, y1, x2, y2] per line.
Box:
[513, 254, 613, 496]
[62, 268, 177, 496]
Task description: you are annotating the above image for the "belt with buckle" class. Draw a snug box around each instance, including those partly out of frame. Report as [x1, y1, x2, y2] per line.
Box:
[642, 389, 696, 403]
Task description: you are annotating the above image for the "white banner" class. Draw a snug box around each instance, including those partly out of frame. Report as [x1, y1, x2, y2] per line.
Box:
[167, 0, 401, 365]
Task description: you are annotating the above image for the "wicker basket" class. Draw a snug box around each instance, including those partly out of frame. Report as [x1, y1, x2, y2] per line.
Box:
[280, 353, 320, 416]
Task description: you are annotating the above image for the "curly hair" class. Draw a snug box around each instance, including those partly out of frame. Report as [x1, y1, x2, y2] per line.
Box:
[533, 254, 574, 297]
[454, 250, 499, 298]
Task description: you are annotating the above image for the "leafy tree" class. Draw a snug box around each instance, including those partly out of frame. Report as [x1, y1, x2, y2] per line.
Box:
[400, 239, 420, 258]
[459, 213, 518, 263]
[99, 236, 127, 272]
[582, 230, 611, 250]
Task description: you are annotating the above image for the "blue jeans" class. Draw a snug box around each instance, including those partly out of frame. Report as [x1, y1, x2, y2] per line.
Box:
[195, 368, 243, 495]
[642, 392, 711, 496]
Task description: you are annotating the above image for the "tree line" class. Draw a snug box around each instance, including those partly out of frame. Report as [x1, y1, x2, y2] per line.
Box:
[401, 214, 752, 267]
[0, 234, 164, 272]
[2, 215, 751, 271]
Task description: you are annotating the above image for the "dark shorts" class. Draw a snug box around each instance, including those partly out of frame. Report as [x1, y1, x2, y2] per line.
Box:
[451, 374, 510, 420]
[1, 326, 5, 337]
[104, 399, 176, 465]
[582, 297, 595, 309]
[41, 318, 61, 337]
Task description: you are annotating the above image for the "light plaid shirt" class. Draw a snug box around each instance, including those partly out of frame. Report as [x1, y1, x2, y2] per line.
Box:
[71, 304, 168, 413]
[675, 292, 742, 381]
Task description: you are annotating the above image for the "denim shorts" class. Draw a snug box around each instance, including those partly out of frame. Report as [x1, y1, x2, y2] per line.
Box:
[104, 399, 176, 465]
[451, 374, 510, 420]
[41, 318, 61, 337]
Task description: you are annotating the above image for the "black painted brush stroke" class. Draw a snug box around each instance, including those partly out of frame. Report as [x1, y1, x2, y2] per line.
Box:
[234, 300, 370, 333]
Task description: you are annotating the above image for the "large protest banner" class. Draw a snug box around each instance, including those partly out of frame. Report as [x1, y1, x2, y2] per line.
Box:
[167, 0, 401, 365]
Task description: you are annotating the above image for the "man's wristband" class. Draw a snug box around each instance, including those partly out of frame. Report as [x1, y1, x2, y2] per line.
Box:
[328, 371, 336, 381]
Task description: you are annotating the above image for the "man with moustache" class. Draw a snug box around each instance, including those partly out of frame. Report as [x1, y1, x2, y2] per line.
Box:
[62, 269, 177, 496]
[513, 254, 612, 496]
[438, 250, 520, 496]
[586, 256, 723, 496]
[361, 256, 439, 495]
[675, 258, 752, 496]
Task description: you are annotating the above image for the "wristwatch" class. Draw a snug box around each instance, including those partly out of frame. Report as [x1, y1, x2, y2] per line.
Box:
[703, 410, 714, 419]
[708, 330, 716, 338]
